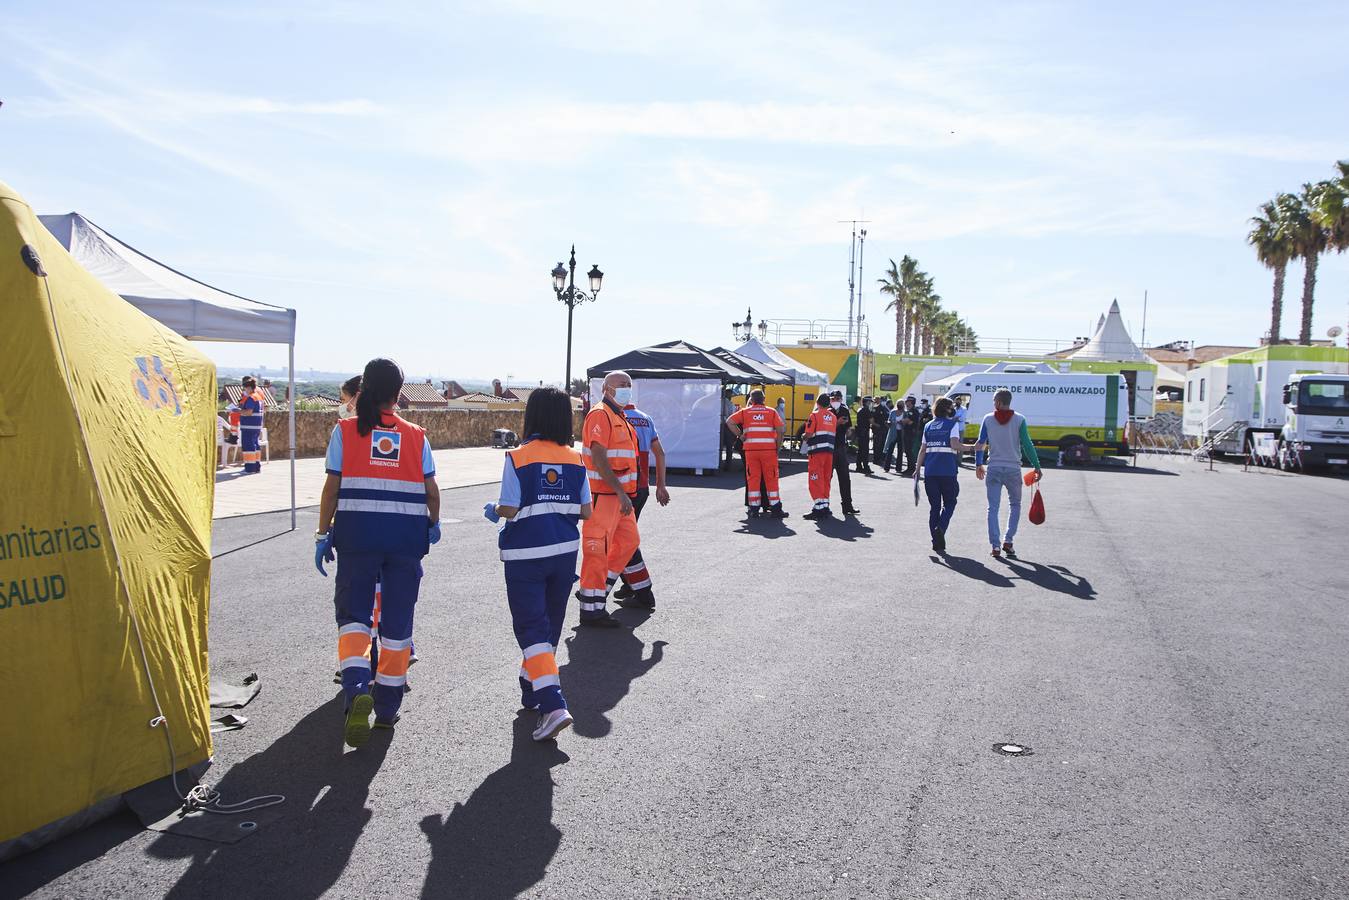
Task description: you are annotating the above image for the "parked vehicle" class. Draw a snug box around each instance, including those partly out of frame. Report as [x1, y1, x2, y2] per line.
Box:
[942, 371, 1130, 464]
[1181, 345, 1349, 468]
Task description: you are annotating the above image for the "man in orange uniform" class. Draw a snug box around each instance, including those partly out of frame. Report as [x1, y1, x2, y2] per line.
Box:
[726, 389, 788, 519]
[576, 370, 649, 627]
[802, 393, 837, 520]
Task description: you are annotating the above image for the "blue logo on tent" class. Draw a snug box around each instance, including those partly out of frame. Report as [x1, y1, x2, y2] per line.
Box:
[371, 429, 401, 462]
[132, 356, 181, 416]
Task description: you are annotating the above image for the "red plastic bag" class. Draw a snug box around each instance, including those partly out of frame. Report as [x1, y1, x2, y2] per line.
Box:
[1028, 486, 1046, 525]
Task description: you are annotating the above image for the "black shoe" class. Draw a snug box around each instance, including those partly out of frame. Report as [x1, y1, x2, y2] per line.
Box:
[579, 613, 625, 628]
[613, 583, 634, 600]
[933, 528, 946, 553]
[843, 507, 861, 516]
[615, 588, 655, 610]
[802, 508, 825, 520]
[769, 506, 789, 519]
[1002, 542, 1017, 559]
[746, 508, 761, 519]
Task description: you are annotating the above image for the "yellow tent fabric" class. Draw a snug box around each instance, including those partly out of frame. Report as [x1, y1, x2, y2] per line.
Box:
[0, 181, 215, 843]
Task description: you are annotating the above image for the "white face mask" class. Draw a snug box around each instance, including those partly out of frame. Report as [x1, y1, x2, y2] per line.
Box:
[612, 386, 633, 406]
[338, 403, 355, 419]
[831, 401, 841, 410]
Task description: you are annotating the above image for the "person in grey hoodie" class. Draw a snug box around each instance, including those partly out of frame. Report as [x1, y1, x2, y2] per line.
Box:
[974, 389, 1043, 559]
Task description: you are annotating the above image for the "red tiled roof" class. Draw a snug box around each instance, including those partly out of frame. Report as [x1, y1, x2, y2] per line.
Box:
[301, 394, 340, 408]
[399, 383, 447, 405]
[456, 391, 518, 405]
[222, 384, 280, 407]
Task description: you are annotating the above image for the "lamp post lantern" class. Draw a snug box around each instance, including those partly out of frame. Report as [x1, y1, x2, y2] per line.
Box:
[551, 245, 603, 400]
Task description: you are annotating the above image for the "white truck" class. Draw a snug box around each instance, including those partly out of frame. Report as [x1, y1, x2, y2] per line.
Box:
[1181, 345, 1349, 469]
[943, 371, 1130, 464]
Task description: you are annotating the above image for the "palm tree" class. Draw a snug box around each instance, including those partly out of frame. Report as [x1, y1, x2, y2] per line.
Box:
[878, 256, 923, 355]
[1313, 162, 1349, 343]
[1247, 200, 1294, 345]
[929, 309, 960, 355]
[1283, 185, 1332, 344]
[914, 290, 942, 354]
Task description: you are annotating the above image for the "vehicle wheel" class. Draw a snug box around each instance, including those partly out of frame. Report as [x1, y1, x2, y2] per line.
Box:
[1059, 436, 1089, 467]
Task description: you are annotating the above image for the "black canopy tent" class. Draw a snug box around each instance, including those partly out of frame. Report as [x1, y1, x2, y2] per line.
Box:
[586, 340, 789, 472]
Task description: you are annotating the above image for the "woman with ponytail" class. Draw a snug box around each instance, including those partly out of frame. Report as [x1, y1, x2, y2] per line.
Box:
[315, 358, 441, 748]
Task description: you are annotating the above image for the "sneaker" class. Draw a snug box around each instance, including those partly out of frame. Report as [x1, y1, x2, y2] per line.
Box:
[1002, 542, 1017, 559]
[991, 546, 1002, 559]
[613, 583, 634, 600]
[532, 708, 574, 742]
[843, 506, 861, 516]
[933, 528, 946, 553]
[373, 713, 400, 730]
[579, 613, 625, 628]
[344, 693, 374, 748]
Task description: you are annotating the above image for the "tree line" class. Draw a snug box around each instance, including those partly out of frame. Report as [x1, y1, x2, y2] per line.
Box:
[1247, 161, 1349, 345]
[876, 256, 979, 356]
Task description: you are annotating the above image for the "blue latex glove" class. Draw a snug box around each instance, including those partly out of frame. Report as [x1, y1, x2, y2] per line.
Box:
[482, 502, 501, 523]
[314, 533, 334, 576]
[428, 520, 442, 545]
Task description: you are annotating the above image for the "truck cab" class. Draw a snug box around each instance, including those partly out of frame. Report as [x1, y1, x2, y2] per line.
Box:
[1280, 374, 1349, 470]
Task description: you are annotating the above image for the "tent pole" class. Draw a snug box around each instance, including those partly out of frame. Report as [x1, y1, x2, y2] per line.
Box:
[288, 343, 297, 532]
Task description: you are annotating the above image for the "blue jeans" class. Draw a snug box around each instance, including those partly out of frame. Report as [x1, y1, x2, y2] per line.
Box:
[924, 475, 959, 535]
[985, 466, 1023, 547]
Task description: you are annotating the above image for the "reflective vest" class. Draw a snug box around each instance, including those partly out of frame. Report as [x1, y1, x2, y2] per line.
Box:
[333, 414, 430, 556]
[922, 417, 960, 477]
[239, 389, 265, 431]
[803, 407, 837, 456]
[582, 401, 639, 496]
[622, 405, 658, 491]
[499, 440, 587, 561]
[730, 403, 781, 452]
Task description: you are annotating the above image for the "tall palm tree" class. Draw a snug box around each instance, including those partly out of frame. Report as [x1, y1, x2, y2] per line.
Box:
[1247, 200, 1294, 345]
[930, 309, 961, 355]
[916, 291, 942, 354]
[1283, 185, 1332, 344]
[1313, 162, 1349, 342]
[878, 256, 923, 355]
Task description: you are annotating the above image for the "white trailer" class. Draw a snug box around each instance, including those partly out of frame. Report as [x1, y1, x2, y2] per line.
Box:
[1181, 346, 1349, 465]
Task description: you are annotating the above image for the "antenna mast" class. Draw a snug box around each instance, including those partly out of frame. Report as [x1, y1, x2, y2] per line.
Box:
[838, 219, 871, 346]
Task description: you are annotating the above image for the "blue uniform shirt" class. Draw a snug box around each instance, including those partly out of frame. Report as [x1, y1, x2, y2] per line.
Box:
[922, 417, 960, 477]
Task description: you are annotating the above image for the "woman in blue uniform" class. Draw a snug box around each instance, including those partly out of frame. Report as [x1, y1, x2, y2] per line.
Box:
[484, 388, 592, 742]
[914, 397, 976, 554]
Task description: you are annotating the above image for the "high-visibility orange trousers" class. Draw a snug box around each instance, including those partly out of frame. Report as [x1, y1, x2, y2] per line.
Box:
[578, 492, 641, 619]
[744, 450, 781, 508]
[807, 451, 834, 503]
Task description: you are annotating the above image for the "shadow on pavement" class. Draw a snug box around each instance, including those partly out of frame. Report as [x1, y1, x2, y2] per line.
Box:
[1, 808, 146, 898]
[814, 515, 875, 541]
[930, 554, 1015, 588]
[419, 712, 568, 900]
[732, 516, 798, 538]
[1076, 463, 1180, 477]
[558, 615, 666, 738]
[1000, 559, 1097, 599]
[144, 695, 390, 900]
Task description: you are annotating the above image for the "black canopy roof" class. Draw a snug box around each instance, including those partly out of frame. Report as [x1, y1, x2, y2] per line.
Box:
[587, 340, 790, 384]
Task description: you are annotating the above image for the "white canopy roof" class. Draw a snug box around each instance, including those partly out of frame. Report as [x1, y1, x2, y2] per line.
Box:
[40, 212, 296, 344]
[1069, 300, 1148, 362]
[733, 337, 829, 385]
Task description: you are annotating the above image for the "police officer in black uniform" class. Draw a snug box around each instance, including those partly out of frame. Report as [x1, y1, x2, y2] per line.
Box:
[829, 390, 860, 516]
[871, 398, 890, 467]
[854, 396, 874, 474]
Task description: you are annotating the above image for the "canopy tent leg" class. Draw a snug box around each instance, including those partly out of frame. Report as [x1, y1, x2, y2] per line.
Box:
[288, 343, 296, 532]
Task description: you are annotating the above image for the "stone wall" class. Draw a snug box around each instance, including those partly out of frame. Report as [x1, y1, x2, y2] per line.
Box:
[262, 408, 585, 457]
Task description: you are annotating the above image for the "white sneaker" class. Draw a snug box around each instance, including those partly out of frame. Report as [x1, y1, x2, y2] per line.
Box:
[532, 708, 573, 742]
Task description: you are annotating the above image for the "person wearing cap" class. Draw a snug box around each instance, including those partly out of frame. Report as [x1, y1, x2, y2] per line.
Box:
[854, 397, 874, 474]
[898, 396, 921, 476]
[828, 390, 860, 516]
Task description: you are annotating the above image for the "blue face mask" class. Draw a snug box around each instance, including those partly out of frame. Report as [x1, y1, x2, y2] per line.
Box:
[612, 387, 632, 406]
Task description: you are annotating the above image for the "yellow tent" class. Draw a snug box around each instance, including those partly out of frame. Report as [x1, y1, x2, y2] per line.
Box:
[0, 181, 215, 844]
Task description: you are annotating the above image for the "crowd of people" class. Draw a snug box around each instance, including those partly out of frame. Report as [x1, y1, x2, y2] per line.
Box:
[306, 360, 1042, 750]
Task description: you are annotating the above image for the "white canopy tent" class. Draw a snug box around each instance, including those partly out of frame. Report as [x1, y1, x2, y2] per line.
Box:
[1070, 300, 1150, 362]
[41, 212, 300, 527]
[734, 337, 830, 385]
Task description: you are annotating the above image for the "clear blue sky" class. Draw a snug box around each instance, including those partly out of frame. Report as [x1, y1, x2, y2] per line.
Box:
[3, 1, 1347, 382]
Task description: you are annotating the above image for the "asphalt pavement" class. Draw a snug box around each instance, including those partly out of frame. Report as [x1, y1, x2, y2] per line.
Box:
[8, 454, 1349, 899]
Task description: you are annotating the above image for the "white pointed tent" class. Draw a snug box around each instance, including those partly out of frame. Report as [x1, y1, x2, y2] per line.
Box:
[1071, 300, 1150, 362]
[40, 213, 300, 527]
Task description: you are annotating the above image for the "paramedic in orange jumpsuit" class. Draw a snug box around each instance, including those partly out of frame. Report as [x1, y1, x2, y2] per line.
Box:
[726, 388, 787, 519]
[802, 393, 837, 520]
[576, 371, 644, 628]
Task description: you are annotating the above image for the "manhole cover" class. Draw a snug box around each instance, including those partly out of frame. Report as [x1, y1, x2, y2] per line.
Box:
[239, 821, 258, 831]
[992, 742, 1033, 757]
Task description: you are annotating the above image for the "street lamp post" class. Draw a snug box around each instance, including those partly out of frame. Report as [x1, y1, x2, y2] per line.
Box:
[552, 245, 603, 399]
